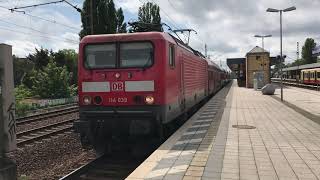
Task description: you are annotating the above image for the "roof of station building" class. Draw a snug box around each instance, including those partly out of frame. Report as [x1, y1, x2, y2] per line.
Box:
[247, 46, 269, 54]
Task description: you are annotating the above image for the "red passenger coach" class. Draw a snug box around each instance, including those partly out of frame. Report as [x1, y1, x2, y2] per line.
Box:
[74, 32, 226, 154]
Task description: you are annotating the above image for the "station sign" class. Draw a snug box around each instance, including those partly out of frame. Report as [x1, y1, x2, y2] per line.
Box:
[0, 44, 17, 152]
[312, 45, 320, 56]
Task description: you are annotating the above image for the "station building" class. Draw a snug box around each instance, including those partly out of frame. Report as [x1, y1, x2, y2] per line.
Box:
[227, 46, 277, 88]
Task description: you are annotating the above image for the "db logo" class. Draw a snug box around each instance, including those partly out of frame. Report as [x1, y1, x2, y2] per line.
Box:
[111, 82, 124, 91]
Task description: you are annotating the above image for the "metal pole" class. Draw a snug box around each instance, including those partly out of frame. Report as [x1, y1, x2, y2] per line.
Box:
[262, 37, 264, 49]
[296, 42, 299, 82]
[280, 10, 283, 101]
[90, 0, 94, 34]
[0, 68, 3, 160]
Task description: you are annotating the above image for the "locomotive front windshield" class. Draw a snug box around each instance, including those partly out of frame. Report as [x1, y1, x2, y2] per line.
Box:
[120, 42, 153, 68]
[84, 42, 153, 69]
[85, 44, 116, 68]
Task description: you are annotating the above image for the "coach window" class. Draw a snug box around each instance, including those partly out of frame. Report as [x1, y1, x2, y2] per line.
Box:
[318, 72, 320, 79]
[169, 45, 175, 67]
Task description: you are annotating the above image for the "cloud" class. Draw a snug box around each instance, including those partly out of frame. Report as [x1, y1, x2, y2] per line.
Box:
[5, 40, 40, 57]
[119, 0, 319, 65]
[0, 1, 81, 57]
[1, 0, 319, 67]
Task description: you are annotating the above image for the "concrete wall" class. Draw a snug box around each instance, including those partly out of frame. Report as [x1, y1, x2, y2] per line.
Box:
[0, 44, 16, 153]
[246, 52, 271, 88]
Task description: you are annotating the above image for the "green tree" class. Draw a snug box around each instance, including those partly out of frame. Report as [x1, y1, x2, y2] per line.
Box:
[51, 49, 78, 84]
[23, 48, 51, 89]
[286, 58, 305, 67]
[116, 8, 127, 33]
[22, 68, 38, 90]
[302, 38, 317, 64]
[32, 60, 72, 98]
[13, 55, 34, 86]
[130, 2, 162, 32]
[26, 48, 51, 70]
[79, 0, 120, 38]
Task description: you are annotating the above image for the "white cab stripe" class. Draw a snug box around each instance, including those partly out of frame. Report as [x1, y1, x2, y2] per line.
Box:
[82, 82, 110, 92]
[125, 80, 154, 92]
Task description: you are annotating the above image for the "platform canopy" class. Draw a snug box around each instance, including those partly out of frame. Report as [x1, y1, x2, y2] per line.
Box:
[283, 62, 320, 71]
[226, 58, 245, 72]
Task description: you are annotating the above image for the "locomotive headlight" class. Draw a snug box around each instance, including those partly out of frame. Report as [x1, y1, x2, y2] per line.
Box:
[145, 96, 154, 105]
[83, 96, 92, 105]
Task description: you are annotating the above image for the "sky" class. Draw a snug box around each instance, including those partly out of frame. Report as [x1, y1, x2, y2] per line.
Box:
[0, 0, 319, 69]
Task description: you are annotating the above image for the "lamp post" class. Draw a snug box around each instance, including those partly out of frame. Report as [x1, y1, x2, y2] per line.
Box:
[254, 34, 272, 50]
[267, 6, 296, 101]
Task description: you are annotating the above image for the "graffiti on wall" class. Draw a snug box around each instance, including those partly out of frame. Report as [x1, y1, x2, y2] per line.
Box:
[7, 102, 16, 142]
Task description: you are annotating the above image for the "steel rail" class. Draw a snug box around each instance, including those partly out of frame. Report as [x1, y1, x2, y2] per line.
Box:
[271, 78, 320, 90]
[17, 105, 78, 125]
[59, 155, 141, 180]
[17, 119, 76, 146]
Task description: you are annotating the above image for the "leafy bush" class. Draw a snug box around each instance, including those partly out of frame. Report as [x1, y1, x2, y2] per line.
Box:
[70, 84, 78, 96]
[31, 60, 72, 99]
[14, 84, 32, 101]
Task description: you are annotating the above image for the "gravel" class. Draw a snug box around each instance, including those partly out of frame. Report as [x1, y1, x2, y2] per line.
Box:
[8, 132, 96, 180]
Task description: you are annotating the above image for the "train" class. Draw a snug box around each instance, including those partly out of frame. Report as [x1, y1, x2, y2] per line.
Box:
[300, 68, 320, 85]
[74, 32, 229, 154]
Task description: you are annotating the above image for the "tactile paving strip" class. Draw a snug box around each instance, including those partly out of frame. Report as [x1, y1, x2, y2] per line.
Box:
[145, 84, 232, 180]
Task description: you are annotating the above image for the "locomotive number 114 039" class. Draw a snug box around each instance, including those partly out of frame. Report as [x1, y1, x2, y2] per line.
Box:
[108, 97, 128, 103]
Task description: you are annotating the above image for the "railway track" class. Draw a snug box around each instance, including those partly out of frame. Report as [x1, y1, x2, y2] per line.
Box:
[17, 105, 79, 126]
[59, 139, 158, 180]
[271, 78, 320, 90]
[17, 118, 76, 146]
[59, 155, 142, 180]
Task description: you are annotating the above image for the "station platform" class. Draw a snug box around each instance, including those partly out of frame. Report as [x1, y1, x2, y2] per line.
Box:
[274, 86, 320, 118]
[127, 80, 320, 180]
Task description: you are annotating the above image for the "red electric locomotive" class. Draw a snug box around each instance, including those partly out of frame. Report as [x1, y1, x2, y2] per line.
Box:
[74, 32, 226, 154]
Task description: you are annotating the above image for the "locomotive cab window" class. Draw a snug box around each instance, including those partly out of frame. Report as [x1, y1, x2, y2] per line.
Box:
[120, 42, 153, 68]
[84, 44, 116, 69]
[169, 45, 175, 67]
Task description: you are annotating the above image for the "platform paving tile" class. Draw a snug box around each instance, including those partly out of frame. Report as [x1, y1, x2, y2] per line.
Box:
[127, 81, 320, 180]
[134, 85, 230, 180]
[200, 81, 320, 180]
[274, 86, 320, 117]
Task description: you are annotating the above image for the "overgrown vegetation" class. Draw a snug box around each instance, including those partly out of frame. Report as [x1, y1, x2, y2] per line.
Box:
[31, 60, 72, 98]
[13, 48, 78, 116]
[14, 85, 34, 117]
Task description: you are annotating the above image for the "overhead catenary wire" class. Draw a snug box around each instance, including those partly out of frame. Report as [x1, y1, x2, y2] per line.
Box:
[0, 5, 80, 31]
[9, 0, 64, 11]
[0, 25, 78, 44]
[0, 18, 78, 43]
[165, 0, 226, 65]
[166, 0, 207, 46]
[9, 0, 81, 12]
[137, 0, 190, 42]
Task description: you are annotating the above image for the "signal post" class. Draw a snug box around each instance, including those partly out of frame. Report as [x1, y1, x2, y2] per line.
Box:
[0, 44, 17, 180]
